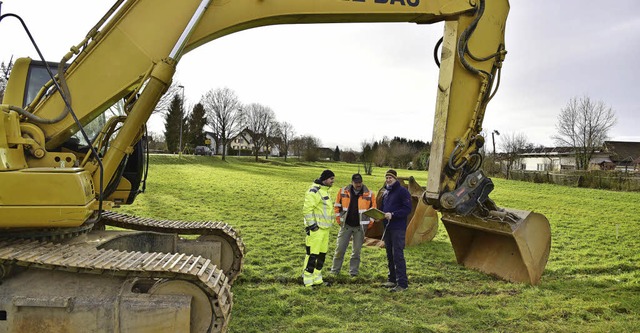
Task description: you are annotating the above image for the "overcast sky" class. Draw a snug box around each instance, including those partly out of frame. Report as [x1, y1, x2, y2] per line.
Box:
[2, 0, 638, 151]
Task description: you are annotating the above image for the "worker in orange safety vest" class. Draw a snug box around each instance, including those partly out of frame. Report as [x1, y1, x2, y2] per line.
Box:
[330, 173, 376, 277]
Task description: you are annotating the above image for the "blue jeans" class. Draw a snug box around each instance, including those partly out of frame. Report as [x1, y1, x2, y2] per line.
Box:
[384, 228, 408, 288]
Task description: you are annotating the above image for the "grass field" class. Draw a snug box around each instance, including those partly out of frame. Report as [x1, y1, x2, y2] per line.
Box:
[120, 155, 640, 333]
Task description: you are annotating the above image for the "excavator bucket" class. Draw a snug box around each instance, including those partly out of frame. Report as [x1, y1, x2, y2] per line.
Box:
[441, 209, 551, 285]
[365, 176, 438, 248]
[406, 197, 439, 246]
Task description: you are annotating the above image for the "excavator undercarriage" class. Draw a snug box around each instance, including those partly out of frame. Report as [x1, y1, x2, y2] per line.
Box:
[0, 213, 244, 333]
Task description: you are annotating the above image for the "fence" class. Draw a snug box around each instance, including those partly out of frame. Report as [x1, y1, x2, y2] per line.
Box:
[507, 170, 640, 191]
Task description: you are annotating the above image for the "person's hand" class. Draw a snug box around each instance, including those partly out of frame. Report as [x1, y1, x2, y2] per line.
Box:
[384, 212, 393, 220]
[305, 222, 319, 235]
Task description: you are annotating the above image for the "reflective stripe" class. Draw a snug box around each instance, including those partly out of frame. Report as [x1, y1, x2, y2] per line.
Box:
[303, 272, 314, 286]
[334, 185, 376, 226]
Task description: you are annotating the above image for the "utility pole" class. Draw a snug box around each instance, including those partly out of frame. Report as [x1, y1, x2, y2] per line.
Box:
[178, 85, 185, 158]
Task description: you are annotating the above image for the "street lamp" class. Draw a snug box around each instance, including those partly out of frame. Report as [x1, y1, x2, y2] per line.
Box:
[491, 130, 500, 156]
[178, 85, 185, 157]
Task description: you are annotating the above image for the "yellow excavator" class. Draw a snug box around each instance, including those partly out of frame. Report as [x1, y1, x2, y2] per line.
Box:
[0, 0, 551, 332]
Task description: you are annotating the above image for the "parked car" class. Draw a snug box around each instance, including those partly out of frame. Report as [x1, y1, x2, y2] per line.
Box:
[194, 146, 212, 156]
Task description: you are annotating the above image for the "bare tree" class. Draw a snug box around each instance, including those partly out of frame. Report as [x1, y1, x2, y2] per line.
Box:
[553, 96, 616, 170]
[0, 60, 12, 102]
[290, 136, 304, 158]
[499, 132, 529, 179]
[275, 121, 295, 161]
[263, 119, 279, 159]
[299, 135, 321, 162]
[360, 140, 375, 175]
[373, 138, 390, 167]
[201, 87, 243, 160]
[389, 140, 415, 169]
[153, 82, 183, 115]
[242, 103, 276, 161]
[147, 131, 167, 152]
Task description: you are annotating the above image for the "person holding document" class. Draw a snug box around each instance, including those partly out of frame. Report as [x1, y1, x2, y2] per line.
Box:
[331, 173, 376, 277]
[379, 169, 412, 292]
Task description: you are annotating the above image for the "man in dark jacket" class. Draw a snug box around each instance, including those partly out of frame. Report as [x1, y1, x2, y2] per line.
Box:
[379, 169, 412, 292]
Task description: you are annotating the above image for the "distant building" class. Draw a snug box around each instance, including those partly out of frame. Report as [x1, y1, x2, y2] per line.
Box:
[515, 141, 640, 171]
[229, 128, 280, 157]
[603, 141, 640, 171]
[318, 147, 334, 161]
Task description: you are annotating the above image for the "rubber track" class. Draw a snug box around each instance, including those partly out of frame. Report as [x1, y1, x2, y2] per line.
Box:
[100, 211, 245, 284]
[0, 239, 232, 333]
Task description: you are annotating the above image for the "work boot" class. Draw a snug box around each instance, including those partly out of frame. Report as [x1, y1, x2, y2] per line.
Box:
[389, 285, 408, 293]
[303, 272, 314, 287]
[313, 269, 323, 285]
[382, 281, 397, 288]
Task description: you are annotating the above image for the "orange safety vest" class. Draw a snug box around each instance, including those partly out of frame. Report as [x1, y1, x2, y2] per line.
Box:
[334, 184, 376, 225]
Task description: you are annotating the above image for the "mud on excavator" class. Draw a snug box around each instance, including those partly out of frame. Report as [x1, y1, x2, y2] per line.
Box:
[1, 0, 550, 332]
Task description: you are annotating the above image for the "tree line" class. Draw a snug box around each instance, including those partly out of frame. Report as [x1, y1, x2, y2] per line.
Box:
[156, 85, 292, 161]
[0, 60, 619, 172]
[158, 84, 433, 169]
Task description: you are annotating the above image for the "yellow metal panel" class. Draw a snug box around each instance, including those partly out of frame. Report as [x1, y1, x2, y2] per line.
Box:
[1, 57, 30, 106]
[0, 168, 94, 206]
[0, 111, 28, 170]
[0, 167, 95, 228]
[0, 203, 94, 228]
[186, 0, 473, 52]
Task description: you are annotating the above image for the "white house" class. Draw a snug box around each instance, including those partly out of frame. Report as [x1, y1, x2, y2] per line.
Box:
[206, 129, 280, 156]
[516, 141, 640, 171]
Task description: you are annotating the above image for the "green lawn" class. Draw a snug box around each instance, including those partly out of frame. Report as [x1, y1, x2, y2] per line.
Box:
[120, 155, 640, 333]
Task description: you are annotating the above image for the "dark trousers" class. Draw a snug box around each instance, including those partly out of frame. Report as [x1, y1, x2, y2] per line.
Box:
[384, 228, 408, 288]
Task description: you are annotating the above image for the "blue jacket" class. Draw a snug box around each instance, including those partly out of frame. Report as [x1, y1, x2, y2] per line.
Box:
[380, 180, 412, 230]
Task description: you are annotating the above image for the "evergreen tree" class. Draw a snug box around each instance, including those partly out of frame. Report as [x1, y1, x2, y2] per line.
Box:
[333, 146, 341, 161]
[164, 95, 183, 153]
[188, 102, 207, 148]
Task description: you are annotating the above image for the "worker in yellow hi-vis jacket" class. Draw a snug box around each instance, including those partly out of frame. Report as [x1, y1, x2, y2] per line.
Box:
[302, 169, 336, 287]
